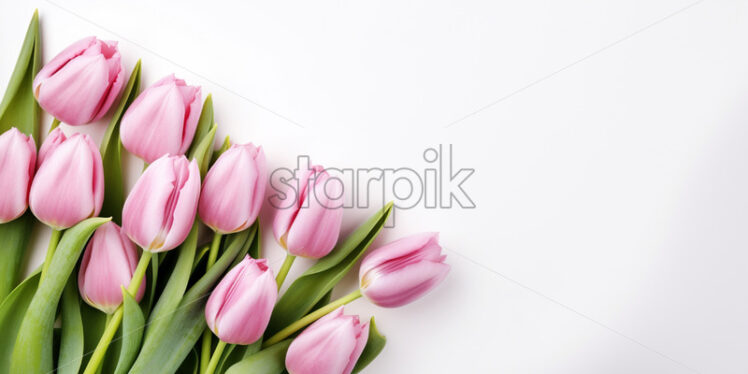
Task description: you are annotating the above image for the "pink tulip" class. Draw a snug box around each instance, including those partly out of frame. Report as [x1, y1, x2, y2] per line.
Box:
[29, 128, 104, 229]
[285, 307, 369, 374]
[120, 75, 202, 163]
[78, 222, 145, 314]
[198, 143, 267, 234]
[359, 232, 449, 308]
[122, 155, 200, 252]
[0, 128, 36, 223]
[273, 165, 344, 258]
[33, 36, 124, 125]
[205, 256, 277, 344]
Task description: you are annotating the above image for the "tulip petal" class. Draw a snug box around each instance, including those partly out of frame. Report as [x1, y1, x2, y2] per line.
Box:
[362, 259, 450, 308]
[78, 222, 145, 313]
[161, 160, 200, 251]
[343, 321, 370, 374]
[286, 309, 366, 374]
[0, 128, 36, 223]
[286, 173, 344, 258]
[198, 144, 265, 233]
[29, 134, 103, 228]
[359, 232, 440, 276]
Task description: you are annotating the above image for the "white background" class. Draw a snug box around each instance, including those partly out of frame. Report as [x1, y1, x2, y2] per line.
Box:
[2, 0, 747, 373]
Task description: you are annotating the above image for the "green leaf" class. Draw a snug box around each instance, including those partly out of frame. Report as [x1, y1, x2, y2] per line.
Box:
[142, 252, 159, 317]
[266, 203, 393, 336]
[215, 339, 262, 374]
[248, 218, 261, 259]
[57, 276, 84, 374]
[225, 340, 292, 374]
[0, 271, 39, 374]
[9, 217, 110, 374]
[188, 124, 217, 178]
[0, 11, 41, 304]
[130, 225, 257, 374]
[143, 223, 197, 343]
[99, 61, 141, 224]
[113, 290, 145, 374]
[176, 347, 200, 374]
[211, 136, 231, 163]
[188, 94, 214, 157]
[0, 214, 34, 304]
[0, 10, 41, 139]
[79, 303, 106, 369]
[352, 317, 386, 373]
[231, 219, 261, 269]
[187, 95, 215, 176]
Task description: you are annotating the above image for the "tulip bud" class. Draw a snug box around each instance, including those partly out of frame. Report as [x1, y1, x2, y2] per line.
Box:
[272, 165, 344, 259]
[29, 128, 104, 229]
[78, 222, 145, 314]
[359, 232, 449, 308]
[33, 36, 124, 125]
[0, 128, 36, 223]
[285, 307, 369, 374]
[198, 143, 267, 234]
[122, 155, 200, 252]
[205, 256, 277, 344]
[120, 75, 202, 163]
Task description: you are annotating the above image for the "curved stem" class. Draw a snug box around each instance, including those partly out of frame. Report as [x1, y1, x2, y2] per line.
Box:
[205, 340, 226, 374]
[263, 289, 362, 348]
[275, 254, 296, 290]
[40, 229, 62, 282]
[199, 232, 222, 374]
[83, 251, 153, 374]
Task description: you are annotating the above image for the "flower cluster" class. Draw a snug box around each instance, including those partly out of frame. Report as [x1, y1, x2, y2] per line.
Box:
[0, 14, 450, 374]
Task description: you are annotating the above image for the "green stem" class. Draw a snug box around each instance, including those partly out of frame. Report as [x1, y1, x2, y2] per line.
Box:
[204, 340, 226, 374]
[207, 233, 222, 268]
[263, 289, 362, 348]
[199, 232, 222, 374]
[199, 329, 213, 374]
[49, 118, 60, 133]
[83, 251, 153, 374]
[40, 229, 62, 282]
[275, 254, 296, 290]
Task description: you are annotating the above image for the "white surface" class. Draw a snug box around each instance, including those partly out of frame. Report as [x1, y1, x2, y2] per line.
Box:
[2, 0, 748, 373]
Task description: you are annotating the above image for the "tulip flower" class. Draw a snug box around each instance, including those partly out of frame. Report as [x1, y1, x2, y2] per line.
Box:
[205, 256, 277, 344]
[120, 75, 202, 163]
[359, 232, 449, 308]
[272, 164, 344, 289]
[285, 307, 369, 374]
[0, 128, 36, 223]
[199, 143, 267, 234]
[122, 154, 200, 253]
[273, 164, 344, 258]
[33, 36, 124, 125]
[264, 232, 448, 348]
[203, 256, 277, 374]
[29, 128, 104, 229]
[78, 222, 145, 314]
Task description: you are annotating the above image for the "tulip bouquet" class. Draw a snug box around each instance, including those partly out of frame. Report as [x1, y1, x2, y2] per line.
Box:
[0, 11, 449, 374]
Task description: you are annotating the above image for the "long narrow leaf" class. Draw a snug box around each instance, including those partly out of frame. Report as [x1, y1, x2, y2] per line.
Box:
[57, 277, 84, 374]
[99, 61, 141, 223]
[225, 340, 292, 374]
[9, 217, 110, 373]
[0, 271, 39, 374]
[0, 10, 41, 303]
